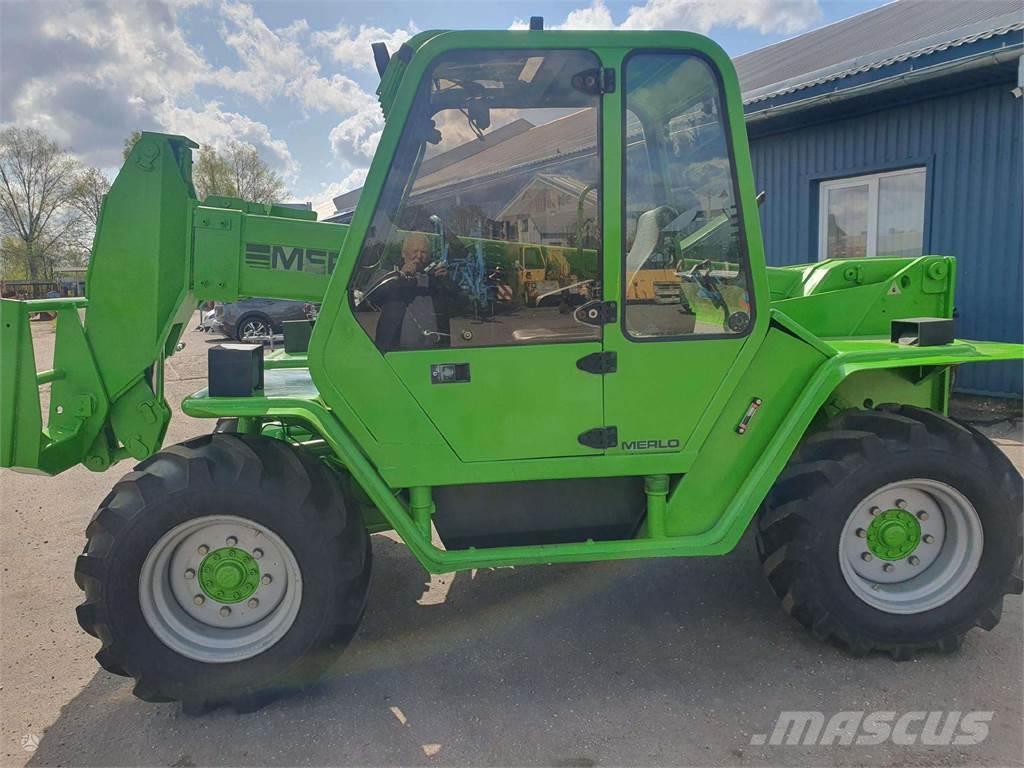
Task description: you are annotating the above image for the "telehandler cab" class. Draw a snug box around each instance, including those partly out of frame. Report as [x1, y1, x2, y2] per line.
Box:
[2, 24, 1022, 712]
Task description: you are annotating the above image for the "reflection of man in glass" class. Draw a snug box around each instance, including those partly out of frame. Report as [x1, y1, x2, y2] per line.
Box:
[373, 232, 454, 351]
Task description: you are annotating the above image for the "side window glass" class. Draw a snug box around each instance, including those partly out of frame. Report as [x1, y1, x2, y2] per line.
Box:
[350, 49, 603, 352]
[623, 53, 752, 339]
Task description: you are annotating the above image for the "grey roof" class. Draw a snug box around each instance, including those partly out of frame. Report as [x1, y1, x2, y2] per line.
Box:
[324, 0, 1022, 220]
[411, 110, 595, 197]
[735, 0, 1023, 103]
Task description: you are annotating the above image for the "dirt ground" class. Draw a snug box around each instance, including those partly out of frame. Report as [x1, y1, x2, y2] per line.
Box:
[1, 314, 1021, 767]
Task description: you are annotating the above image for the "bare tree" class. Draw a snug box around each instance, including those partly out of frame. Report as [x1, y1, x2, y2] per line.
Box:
[123, 129, 142, 161]
[193, 148, 237, 201]
[69, 166, 111, 229]
[121, 131, 287, 205]
[224, 141, 287, 204]
[66, 166, 112, 262]
[0, 126, 82, 280]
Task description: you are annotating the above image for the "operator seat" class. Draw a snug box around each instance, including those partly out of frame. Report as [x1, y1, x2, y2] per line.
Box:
[625, 206, 677, 283]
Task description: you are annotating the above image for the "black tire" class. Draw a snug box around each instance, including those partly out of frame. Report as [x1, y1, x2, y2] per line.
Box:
[234, 313, 273, 341]
[756, 404, 1022, 658]
[74, 433, 371, 711]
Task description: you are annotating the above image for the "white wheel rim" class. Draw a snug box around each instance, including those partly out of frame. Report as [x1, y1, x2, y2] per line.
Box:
[241, 319, 270, 338]
[139, 515, 302, 663]
[839, 479, 983, 615]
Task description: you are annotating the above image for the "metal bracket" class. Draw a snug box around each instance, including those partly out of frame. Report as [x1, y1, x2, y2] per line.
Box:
[430, 363, 471, 384]
[578, 426, 618, 450]
[574, 300, 617, 327]
[736, 397, 763, 435]
[577, 351, 617, 375]
[571, 68, 616, 95]
[602, 68, 616, 93]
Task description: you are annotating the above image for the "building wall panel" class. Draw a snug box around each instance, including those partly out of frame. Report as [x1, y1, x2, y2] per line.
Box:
[750, 82, 1023, 396]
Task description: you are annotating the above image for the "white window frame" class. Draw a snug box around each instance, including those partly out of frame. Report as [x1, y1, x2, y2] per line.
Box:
[818, 167, 926, 260]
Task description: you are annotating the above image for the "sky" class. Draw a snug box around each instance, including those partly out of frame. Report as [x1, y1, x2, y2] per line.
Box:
[0, 0, 888, 209]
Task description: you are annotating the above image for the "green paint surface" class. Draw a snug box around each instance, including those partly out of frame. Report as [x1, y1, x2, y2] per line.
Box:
[199, 547, 260, 603]
[867, 510, 922, 560]
[2, 30, 1021, 577]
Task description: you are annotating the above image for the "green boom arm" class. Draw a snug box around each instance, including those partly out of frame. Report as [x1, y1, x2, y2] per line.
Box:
[0, 132, 343, 475]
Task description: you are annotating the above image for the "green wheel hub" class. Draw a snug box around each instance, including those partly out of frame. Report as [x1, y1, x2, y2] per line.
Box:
[198, 547, 260, 603]
[866, 509, 921, 560]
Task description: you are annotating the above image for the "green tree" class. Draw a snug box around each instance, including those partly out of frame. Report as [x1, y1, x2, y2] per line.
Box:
[0, 126, 82, 281]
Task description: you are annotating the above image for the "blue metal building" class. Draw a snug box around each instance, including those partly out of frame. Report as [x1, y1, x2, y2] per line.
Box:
[736, 0, 1024, 397]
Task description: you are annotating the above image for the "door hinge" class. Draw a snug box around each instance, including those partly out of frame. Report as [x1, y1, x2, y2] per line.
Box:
[578, 426, 618, 450]
[577, 351, 617, 374]
[574, 300, 617, 327]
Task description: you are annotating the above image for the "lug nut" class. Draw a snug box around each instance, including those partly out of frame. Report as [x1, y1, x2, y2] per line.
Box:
[193, 595, 205, 606]
[184, 568, 196, 580]
[922, 534, 935, 544]
[198, 544, 209, 555]
[226, 536, 238, 546]
[261, 574, 272, 585]
[247, 598, 259, 609]
[883, 563, 894, 573]
[869, 506, 881, 516]
[908, 556, 920, 566]
[855, 528, 866, 538]
[917, 511, 929, 521]
[861, 552, 874, 562]
[252, 548, 263, 560]
[896, 499, 908, 510]
[219, 606, 231, 617]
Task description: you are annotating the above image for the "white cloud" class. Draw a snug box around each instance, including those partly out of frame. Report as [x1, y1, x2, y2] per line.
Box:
[621, 0, 821, 33]
[515, 0, 821, 34]
[1, 0, 298, 177]
[312, 22, 419, 71]
[156, 100, 299, 181]
[298, 167, 370, 216]
[561, 0, 616, 29]
[512, 0, 614, 30]
[339, 166, 369, 194]
[211, 1, 386, 168]
[1, 0, 399, 186]
[329, 107, 384, 161]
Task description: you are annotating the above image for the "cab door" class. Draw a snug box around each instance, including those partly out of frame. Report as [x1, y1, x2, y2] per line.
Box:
[348, 47, 612, 462]
[602, 49, 766, 455]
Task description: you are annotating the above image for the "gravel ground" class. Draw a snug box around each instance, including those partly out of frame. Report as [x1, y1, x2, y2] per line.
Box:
[1, 315, 1021, 768]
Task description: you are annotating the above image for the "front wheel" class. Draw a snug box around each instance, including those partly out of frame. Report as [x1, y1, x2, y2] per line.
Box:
[236, 314, 272, 341]
[756, 405, 1022, 658]
[75, 433, 371, 711]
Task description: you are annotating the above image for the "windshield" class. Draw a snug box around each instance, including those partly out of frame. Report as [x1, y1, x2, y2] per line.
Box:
[350, 49, 604, 352]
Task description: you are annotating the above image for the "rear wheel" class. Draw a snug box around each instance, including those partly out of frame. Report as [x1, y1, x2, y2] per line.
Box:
[75, 433, 371, 711]
[236, 314, 272, 341]
[756, 405, 1022, 657]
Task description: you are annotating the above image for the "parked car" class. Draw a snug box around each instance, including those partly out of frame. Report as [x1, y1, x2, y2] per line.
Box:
[218, 298, 311, 340]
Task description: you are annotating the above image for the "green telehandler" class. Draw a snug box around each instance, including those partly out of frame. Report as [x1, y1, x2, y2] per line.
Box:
[1, 23, 1022, 712]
